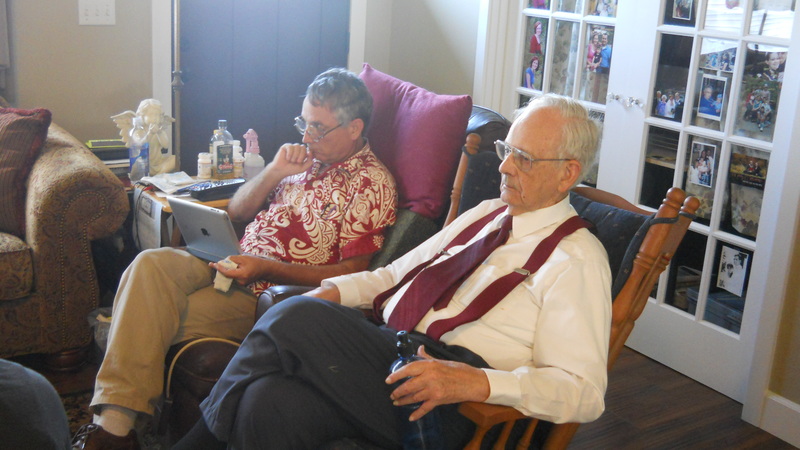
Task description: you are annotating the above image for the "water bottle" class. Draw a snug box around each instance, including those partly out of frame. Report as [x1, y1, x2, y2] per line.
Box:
[128, 117, 149, 182]
[243, 128, 265, 180]
[389, 331, 444, 450]
[212, 120, 235, 179]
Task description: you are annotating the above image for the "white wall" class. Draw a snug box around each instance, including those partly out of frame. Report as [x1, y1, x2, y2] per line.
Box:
[6, 0, 152, 143]
[8, 1, 480, 143]
[349, 0, 480, 97]
[387, 0, 480, 96]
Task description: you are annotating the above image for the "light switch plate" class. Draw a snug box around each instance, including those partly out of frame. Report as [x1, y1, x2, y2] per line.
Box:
[79, 0, 116, 26]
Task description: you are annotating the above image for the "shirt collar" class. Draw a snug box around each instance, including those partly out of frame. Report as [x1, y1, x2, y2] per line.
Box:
[505, 195, 574, 238]
[309, 140, 371, 179]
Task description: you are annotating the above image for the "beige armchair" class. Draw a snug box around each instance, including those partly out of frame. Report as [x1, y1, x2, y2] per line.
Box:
[0, 102, 129, 370]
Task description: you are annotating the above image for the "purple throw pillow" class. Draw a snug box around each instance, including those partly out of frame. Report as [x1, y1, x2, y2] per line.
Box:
[359, 63, 472, 220]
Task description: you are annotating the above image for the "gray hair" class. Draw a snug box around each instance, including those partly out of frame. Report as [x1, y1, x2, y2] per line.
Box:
[516, 94, 600, 185]
[306, 68, 373, 130]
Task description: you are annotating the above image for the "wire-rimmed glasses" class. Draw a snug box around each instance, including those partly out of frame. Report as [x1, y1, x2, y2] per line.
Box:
[494, 140, 572, 172]
[294, 116, 343, 143]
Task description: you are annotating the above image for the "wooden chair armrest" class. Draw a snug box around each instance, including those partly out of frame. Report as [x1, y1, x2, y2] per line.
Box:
[459, 402, 537, 450]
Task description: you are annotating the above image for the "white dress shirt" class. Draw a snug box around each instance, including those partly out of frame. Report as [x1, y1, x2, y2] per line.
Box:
[326, 196, 612, 423]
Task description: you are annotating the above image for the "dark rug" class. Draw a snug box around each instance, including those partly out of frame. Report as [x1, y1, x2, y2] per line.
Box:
[61, 390, 93, 435]
[60, 390, 166, 449]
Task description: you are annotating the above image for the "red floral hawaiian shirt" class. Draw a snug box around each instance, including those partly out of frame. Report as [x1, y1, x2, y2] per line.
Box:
[240, 142, 397, 295]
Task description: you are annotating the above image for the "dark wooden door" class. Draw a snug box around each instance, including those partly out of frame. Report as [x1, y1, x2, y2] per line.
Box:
[177, 0, 350, 173]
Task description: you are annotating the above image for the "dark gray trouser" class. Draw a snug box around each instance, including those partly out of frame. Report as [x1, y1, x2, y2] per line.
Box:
[199, 296, 478, 449]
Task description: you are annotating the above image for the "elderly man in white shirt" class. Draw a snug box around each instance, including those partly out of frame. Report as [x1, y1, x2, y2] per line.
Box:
[175, 93, 611, 450]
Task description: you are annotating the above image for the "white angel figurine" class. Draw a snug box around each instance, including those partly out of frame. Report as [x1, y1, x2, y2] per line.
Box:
[111, 99, 176, 175]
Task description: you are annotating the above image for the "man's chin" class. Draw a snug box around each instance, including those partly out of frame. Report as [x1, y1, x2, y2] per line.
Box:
[499, 190, 518, 207]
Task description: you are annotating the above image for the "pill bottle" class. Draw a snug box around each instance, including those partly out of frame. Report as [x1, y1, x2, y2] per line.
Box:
[197, 152, 212, 179]
[232, 140, 244, 178]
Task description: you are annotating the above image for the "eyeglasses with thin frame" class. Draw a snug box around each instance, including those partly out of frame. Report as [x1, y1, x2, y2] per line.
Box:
[495, 140, 572, 172]
[294, 116, 343, 143]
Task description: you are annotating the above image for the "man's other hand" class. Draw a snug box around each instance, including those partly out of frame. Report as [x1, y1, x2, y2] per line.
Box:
[210, 255, 265, 286]
[385, 346, 491, 421]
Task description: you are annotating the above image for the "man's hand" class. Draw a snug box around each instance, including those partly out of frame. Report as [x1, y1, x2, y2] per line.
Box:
[210, 255, 266, 286]
[304, 281, 342, 303]
[385, 347, 491, 421]
[268, 143, 314, 179]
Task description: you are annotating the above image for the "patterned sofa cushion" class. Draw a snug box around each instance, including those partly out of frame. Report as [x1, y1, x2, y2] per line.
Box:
[0, 232, 33, 300]
[0, 107, 52, 237]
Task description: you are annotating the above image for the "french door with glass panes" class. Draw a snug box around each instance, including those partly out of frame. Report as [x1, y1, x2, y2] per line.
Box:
[476, 0, 800, 412]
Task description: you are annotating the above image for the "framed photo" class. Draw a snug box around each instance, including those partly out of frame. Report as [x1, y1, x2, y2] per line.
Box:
[579, 25, 614, 103]
[521, 17, 548, 91]
[717, 245, 749, 296]
[529, 0, 549, 9]
[589, 0, 617, 17]
[700, 42, 737, 73]
[653, 89, 685, 120]
[688, 142, 716, 188]
[727, 149, 769, 238]
[718, 48, 736, 73]
[522, 55, 541, 90]
[697, 74, 727, 121]
[733, 46, 786, 141]
[673, 0, 693, 21]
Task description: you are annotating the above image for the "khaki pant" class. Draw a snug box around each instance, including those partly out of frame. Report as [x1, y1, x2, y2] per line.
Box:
[91, 247, 256, 415]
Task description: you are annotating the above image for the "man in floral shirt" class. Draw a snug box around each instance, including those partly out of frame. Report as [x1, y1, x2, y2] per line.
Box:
[75, 68, 397, 450]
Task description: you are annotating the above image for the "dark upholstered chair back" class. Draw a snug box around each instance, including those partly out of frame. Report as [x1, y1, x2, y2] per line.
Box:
[568, 191, 651, 298]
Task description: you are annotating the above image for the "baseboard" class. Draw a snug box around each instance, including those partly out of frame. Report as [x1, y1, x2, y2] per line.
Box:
[760, 393, 800, 447]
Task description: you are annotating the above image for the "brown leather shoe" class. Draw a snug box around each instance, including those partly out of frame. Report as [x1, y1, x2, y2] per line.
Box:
[71, 423, 140, 450]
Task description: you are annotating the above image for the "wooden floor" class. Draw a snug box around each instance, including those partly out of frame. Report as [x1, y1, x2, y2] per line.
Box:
[571, 348, 794, 449]
[32, 347, 794, 449]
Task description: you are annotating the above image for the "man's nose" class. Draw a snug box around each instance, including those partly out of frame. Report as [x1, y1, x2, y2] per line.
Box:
[498, 153, 515, 175]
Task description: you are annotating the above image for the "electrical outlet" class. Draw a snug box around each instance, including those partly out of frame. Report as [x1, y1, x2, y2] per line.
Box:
[79, 0, 116, 26]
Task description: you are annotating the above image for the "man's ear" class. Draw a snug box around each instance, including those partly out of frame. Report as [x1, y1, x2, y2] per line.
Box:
[348, 118, 365, 139]
[558, 160, 582, 192]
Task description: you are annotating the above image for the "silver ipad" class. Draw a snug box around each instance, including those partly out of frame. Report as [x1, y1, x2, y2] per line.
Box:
[166, 196, 242, 262]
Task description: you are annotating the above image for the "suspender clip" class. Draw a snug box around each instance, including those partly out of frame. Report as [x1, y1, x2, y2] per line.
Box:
[514, 268, 531, 277]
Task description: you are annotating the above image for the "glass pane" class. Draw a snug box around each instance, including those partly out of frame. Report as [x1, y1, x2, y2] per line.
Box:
[733, 45, 787, 142]
[579, 25, 614, 103]
[587, 0, 618, 17]
[664, 231, 706, 312]
[750, 0, 795, 39]
[652, 34, 693, 122]
[549, 20, 580, 96]
[706, 242, 750, 334]
[683, 137, 721, 226]
[583, 109, 605, 186]
[640, 126, 678, 209]
[529, 0, 550, 10]
[664, 0, 697, 26]
[521, 17, 548, 91]
[722, 146, 769, 239]
[705, 0, 745, 33]
[691, 39, 736, 131]
[557, 0, 584, 14]
[518, 94, 533, 109]
[579, 25, 614, 104]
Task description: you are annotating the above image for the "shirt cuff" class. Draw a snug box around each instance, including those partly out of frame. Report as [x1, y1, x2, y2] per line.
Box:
[324, 275, 362, 309]
[482, 368, 523, 407]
